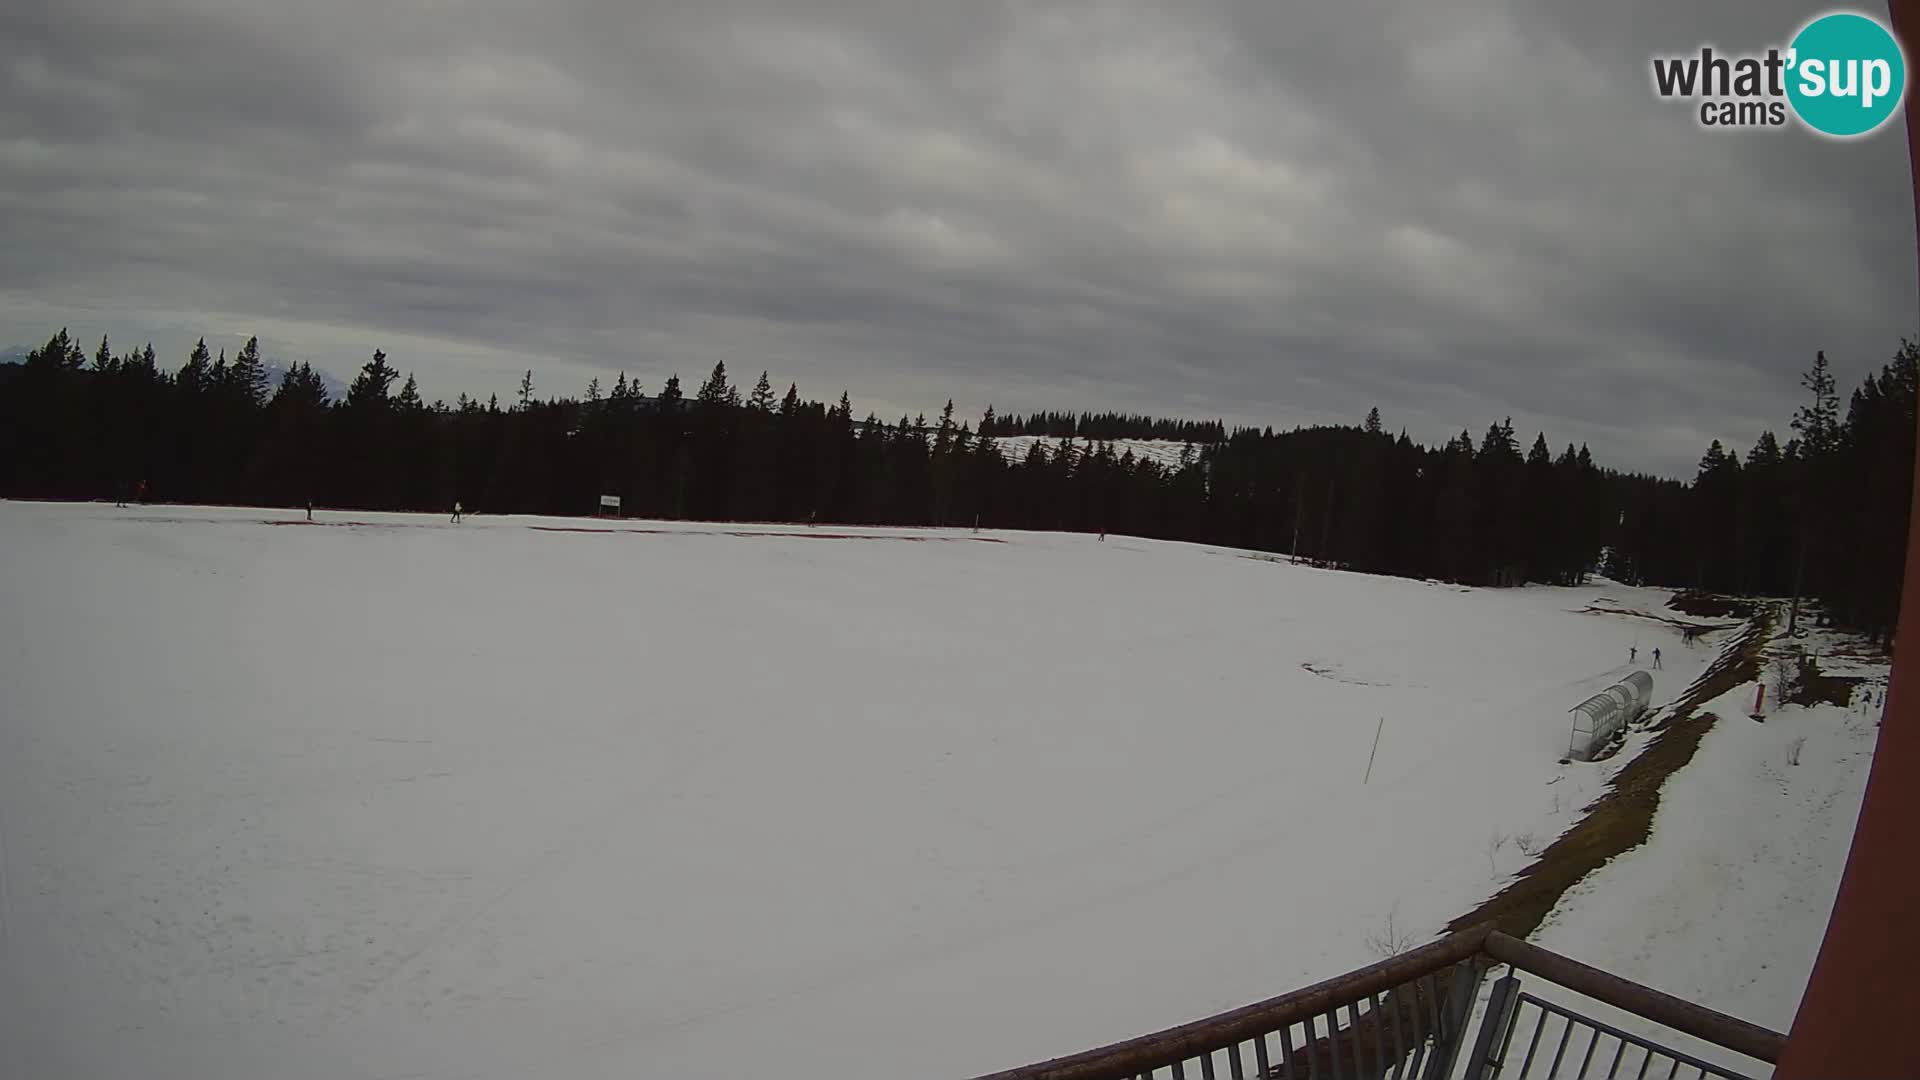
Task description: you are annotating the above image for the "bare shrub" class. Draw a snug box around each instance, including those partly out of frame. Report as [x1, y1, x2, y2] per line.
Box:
[1364, 904, 1417, 959]
[1770, 653, 1798, 707]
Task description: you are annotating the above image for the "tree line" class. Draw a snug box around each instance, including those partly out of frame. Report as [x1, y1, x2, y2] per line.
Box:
[977, 409, 1227, 442]
[0, 330, 1911, 642]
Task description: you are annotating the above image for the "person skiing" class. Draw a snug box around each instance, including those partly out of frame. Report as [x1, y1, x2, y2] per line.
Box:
[305, 498, 313, 522]
[1629, 645, 1637, 664]
[1652, 647, 1662, 670]
[451, 500, 464, 524]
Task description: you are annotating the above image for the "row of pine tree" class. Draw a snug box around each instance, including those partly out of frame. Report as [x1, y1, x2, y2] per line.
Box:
[976, 410, 1226, 442]
[0, 331, 1911, 643]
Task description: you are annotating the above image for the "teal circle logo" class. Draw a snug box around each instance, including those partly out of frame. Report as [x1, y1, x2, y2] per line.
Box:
[1786, 12, 1907, 137]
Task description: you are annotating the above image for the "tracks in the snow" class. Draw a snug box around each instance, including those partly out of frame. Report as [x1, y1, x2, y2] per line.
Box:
[1443, 609, 1773, 943]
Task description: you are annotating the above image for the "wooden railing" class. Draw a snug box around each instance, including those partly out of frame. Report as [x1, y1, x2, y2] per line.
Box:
[966, 926, 1784, 1080]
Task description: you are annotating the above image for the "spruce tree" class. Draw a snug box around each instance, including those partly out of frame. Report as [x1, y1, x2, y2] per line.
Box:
[1787, 350, 1841, 632]
[178, 338, 213, 394]
[229, 336, 268, 408]
[346, 349, 399, 410]
[696, 365, 722, 404]
[272, 362, 329, 410]
[1792, 350, 1840, 456]
[936, 400, 956, 450]
[1527, 432, 1551, 467]
[748, 371, 775, 411]
[25, 328, 85, 370]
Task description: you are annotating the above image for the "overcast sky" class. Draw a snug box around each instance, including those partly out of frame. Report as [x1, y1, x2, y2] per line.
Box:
[2, 0, 1914, 475]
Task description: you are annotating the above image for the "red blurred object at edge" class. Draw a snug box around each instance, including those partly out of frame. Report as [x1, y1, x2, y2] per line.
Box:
[1774, 2, 1920, 1073]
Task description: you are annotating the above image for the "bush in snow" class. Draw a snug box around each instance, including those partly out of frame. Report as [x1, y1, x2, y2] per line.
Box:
[1363, 905, 1416, 959]
[1770, 653, 1799, 708]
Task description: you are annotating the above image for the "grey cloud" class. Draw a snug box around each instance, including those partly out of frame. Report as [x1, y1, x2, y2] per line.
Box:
[1, 0, 1913, 474]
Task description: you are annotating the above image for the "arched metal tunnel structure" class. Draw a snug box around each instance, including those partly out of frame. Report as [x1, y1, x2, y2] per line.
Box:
[1566, 670, 1655, 761]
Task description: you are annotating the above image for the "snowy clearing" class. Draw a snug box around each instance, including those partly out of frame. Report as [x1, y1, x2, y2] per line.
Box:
[988, 435, 1194, 468]
[0, 501, 1871, 1079]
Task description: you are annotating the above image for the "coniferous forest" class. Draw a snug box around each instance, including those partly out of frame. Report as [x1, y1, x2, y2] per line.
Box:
[1, 330, 1912, 644]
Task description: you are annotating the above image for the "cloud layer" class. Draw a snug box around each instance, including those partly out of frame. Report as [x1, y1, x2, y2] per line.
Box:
[2, 0, 1914, 472]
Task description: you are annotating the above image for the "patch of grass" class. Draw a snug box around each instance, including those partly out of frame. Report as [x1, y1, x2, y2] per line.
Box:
[1443, 610, 1771, 942]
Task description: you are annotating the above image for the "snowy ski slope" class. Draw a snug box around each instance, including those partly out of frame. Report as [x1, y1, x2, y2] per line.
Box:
[0, 501, 1874, 1079]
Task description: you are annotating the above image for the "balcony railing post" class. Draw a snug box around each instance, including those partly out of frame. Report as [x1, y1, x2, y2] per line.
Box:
[1460, 972, 1522, 1080]
[966, 927, 1783, 1080]
[1424, 958, 1490, 1080]
[1483, 932, 1784, 1064]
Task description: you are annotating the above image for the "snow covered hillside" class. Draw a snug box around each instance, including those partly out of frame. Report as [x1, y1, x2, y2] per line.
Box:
[0, 502, 1878, 1079]
[989, 435, 1195, 467]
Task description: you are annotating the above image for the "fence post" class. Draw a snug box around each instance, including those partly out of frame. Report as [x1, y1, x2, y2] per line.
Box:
[1424, 959, 1490, 1080]
[1459, 973, 1522, 1080]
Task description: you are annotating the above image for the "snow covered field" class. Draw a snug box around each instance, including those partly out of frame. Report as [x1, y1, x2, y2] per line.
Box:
[0, 501, 1875, 1079]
